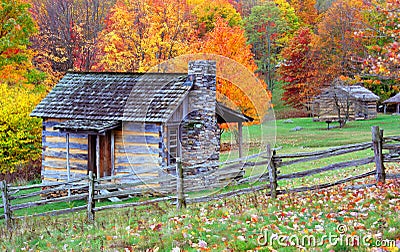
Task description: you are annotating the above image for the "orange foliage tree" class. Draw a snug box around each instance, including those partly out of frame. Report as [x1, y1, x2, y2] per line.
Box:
[290, 0, 318, 26]
[314, 0, 367, 84]
[194, 18, 271, 123]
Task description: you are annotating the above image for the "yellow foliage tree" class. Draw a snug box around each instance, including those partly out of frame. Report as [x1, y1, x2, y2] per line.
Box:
[94, 0, 196, 72]
[0, 84, 44, 174]
[189, 0, 242, 35]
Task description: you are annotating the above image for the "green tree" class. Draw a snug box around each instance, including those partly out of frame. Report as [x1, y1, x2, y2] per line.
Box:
[245, 1, 288, 91]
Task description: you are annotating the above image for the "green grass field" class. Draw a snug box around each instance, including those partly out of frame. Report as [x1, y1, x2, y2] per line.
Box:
[222, 114, 400, 153]
[1, 114, 399, 251]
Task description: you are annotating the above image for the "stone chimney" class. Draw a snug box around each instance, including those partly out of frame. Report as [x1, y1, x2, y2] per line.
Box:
[180, 60, 220, 172]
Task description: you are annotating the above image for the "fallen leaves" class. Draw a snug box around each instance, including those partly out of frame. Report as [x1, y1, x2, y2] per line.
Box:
[3, 176, 399, 251]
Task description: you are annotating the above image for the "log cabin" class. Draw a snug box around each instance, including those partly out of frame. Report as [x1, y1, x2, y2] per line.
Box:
[30, 60, 252, 188]
[383, 92, 400, 114]
[312, 85, 379, 122]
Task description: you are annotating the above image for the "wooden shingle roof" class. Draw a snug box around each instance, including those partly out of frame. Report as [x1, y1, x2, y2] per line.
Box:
[54, 120, 120, 134]
[336, 85, 380, 101]
[383, 93, 400, 104]
[31, 72, 191, 122]
[216, 103, 253, 123]
[317, 85, 380, 102]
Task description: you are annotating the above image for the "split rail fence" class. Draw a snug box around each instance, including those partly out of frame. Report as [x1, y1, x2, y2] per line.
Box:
[1, 126, 399, 229]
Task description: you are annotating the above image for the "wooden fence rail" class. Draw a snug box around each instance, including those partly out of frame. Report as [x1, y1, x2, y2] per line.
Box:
[266, 126, 399, 197]
[1, 126, 399, 230]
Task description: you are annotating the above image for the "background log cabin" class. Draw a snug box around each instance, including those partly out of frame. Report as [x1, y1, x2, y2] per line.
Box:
[312, 84, 380, 122]
[383, 93, 400, 114]
[31, 61, 252, 188]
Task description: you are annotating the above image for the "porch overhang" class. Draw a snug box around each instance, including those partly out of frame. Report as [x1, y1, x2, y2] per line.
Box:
[216, 103, 253, 123]
[215, 103, 253, 159]
[54, 119, 121, 135]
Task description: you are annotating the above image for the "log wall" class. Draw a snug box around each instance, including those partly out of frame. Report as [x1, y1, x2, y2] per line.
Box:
[42, 119, 88, 182]
[42, 119, 166, 187]
[313, 98, 377, 121]
[115, 122, 163, 186]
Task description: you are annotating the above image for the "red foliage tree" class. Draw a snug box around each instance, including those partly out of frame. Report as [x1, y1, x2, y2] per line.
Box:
[279, 27, 321, 109]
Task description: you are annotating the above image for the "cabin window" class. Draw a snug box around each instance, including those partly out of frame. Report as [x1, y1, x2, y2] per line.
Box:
[167, 126, 180, 165]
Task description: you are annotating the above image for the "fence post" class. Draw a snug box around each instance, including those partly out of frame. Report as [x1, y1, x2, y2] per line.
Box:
[267, 145, 278, 199]
[176, 160, 186, 210]
[372, 126, 385, 183]
[1, 180, 12, 229]
[87, 171, 95, 222]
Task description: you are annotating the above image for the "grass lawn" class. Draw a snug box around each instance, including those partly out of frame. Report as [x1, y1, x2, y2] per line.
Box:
[1, 179, 399, 251]
[0, 114, 399, 251]
[221, 114, 399, 189]
[222, 114, 400, 154]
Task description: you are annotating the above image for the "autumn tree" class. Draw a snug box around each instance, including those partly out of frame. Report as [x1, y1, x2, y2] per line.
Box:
[0, 0, 46, 174]
[227, 0, 260, 17]
[0, 84, 44, 174]
[278, 27, 321, 110]
[274, 0, 300, 44]
[314, 0, 367, 84]
[245, 1, 288, 91]
[31, 0, 114, 72]
[359, 0, 399, 81]
[95, 0, 196, 72]
[189, 0, 242, 36]
[0, 0, 37, 85]
[194, 17, 270, 122]
[289, 0, 318, 26]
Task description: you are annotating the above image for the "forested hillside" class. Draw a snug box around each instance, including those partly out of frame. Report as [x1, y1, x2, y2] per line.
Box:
[0, 0, 398, 176]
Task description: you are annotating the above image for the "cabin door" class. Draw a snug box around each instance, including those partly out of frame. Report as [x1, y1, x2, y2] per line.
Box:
[88, 132, 113, 178]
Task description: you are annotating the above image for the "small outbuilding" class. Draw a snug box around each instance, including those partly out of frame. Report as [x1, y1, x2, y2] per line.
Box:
[312, 85, 380, 122]
[383, 93, 400, 114]
[30, 60, 252, 188]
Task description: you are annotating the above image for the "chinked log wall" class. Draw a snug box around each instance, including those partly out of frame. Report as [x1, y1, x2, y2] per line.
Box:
[115, 122, 162, 186]
[1, 126, 399, 228]
[41, 120, 165, 187]
[314, 100, 377, 121]
[42, 119, 88, 182]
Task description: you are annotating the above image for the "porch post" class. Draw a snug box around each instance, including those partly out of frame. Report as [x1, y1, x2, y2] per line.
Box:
[238, 121, 243, 158]
[111, 131, 115, 177]
[66, 132, 71, 197]
[96, 134, 100, 180]
[397, 103, 399, 114]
